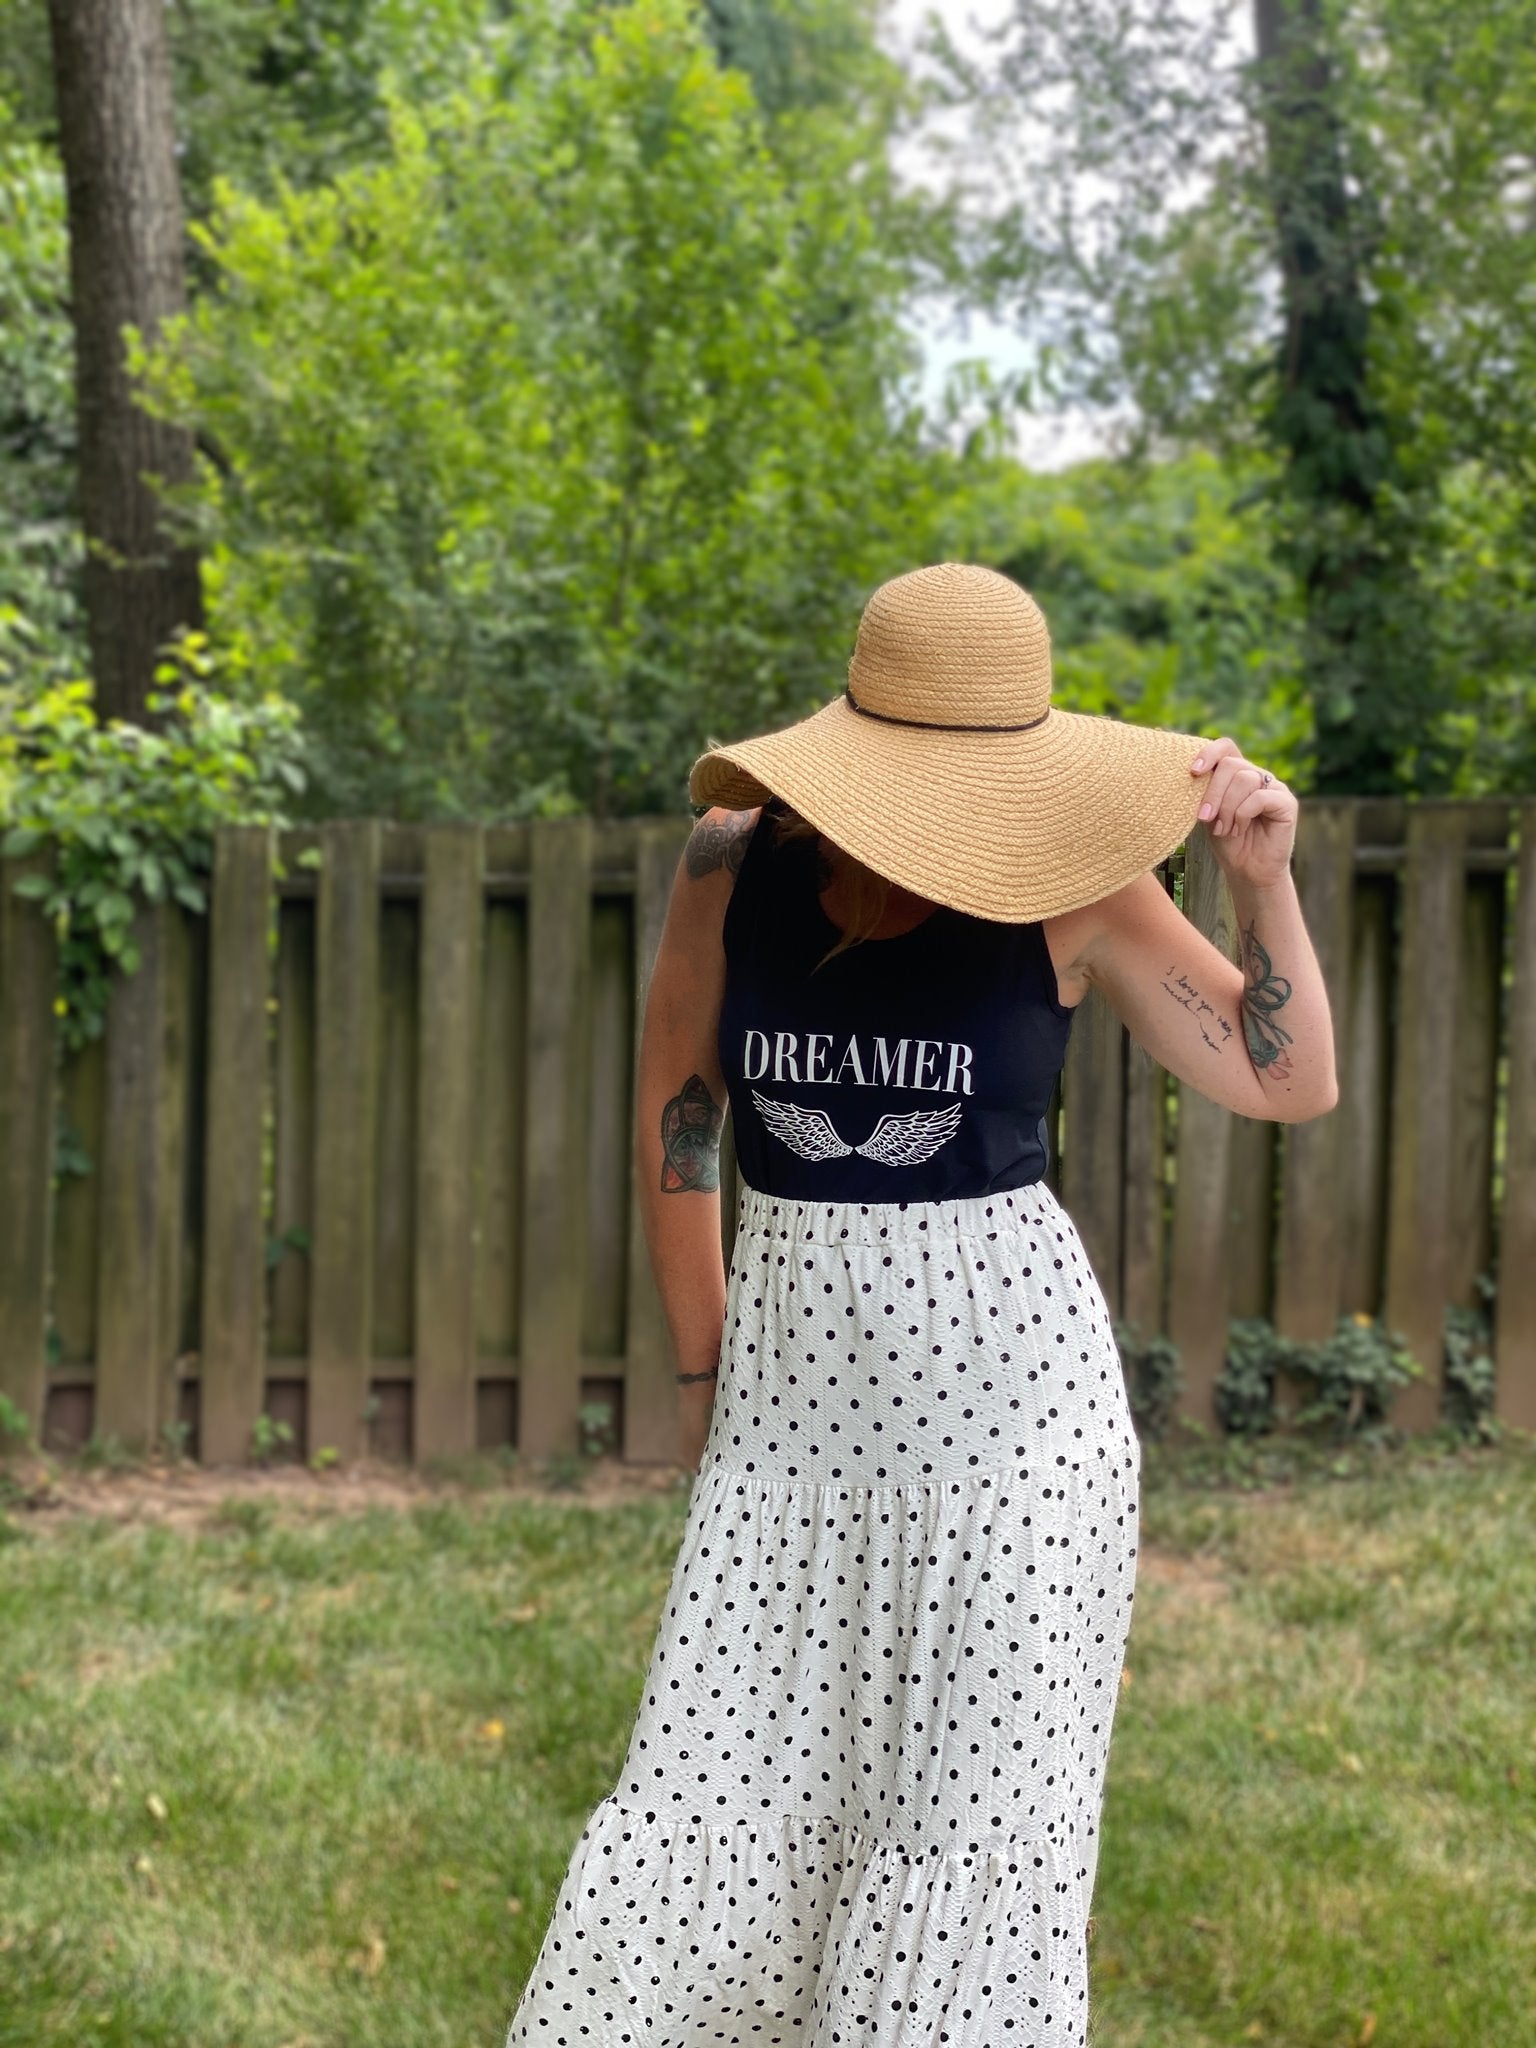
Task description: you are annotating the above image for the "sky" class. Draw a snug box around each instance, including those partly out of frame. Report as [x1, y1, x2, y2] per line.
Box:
[878, 0, 1250, 468]
[876, 0, 1106, 467]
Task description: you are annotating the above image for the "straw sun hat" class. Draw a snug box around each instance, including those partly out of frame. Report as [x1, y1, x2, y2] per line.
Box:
[687, 561, 1218, 922]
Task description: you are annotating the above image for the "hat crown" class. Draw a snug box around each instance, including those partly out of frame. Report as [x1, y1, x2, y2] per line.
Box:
[847, 563, 1052, 728]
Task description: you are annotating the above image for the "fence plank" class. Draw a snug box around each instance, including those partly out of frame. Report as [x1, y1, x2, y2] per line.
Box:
[151, 903, 194, 1439]
[1495, 799, 1536, 1428]
[414, 825, 483, 1464]
[0, 849, 59, 1439]
[1447, 808, 1512, 1315]
[1275, 801, 1358, 1344]
[1168, 832, 1237, 1426]
[475, 888, 526, 1373]
[268, 898, 315, 1358]
[199, 827, 273, 1464]
[584, 896, 634, 1360]
[374, 901, 418, 1363]
[52, 1034, 103, 1370]
[1449, 865, 1504, 1310]
[95, 901, 176, 1451]
[1118, 858, 1173, 1339]
[624, 818, 693, 1461]
[1226, 1114, 1275, 1320]
[1383, 804, 1469, 1427]
[1339, 876, 1394, 1314]
[1062, 985, 1124, 1316]
[1120, 1039, 1166, 1343]
[309, 821, 382, 1461]
[518, 817, 594, 1459]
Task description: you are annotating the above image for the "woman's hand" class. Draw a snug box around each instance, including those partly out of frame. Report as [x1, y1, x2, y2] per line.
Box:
[1189, 735, 1298, 892]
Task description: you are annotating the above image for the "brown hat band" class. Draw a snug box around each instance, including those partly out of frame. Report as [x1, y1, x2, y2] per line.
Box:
[843, 683, 1051, 735]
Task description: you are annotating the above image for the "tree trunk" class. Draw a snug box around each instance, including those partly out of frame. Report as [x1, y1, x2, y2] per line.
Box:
[46, 0, 203, 727]
[1251, 0, 1407, 795]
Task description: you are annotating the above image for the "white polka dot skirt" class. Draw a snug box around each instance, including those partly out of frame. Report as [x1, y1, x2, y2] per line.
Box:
[505, 1180, 1141, 2048]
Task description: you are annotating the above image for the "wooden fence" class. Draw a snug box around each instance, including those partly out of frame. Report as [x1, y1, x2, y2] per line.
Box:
[1, 798, 1532, 1466]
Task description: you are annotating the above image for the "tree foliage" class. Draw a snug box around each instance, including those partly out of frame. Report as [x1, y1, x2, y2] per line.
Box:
[129, 0, 940, 819]
[3, 0, 1529, 811]
[945, 0, 1536, 794]
[0, 101, 79, 688]
[937, 448, 1310, 780]
[0, 635, 305, 1048]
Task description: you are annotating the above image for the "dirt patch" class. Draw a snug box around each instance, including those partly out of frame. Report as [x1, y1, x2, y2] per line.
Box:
[3, 1453, 695, 1535]
[1135, 1548, 1232, 1605]
[9, 1464, 1241, 1588]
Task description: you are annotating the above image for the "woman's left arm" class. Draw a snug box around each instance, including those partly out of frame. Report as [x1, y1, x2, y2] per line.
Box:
[1071, 736, 1340, 1123]
[1192, 735, 1338, 1111]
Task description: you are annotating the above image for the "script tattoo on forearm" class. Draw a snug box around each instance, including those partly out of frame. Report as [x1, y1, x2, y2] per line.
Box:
[1238, 919, 1296, 1080]
[1160, 968, 1235, 1055]
[660, 1072, 723, 1191]
[675, 1364, 719, 1385]
[685, 812, 752, 879]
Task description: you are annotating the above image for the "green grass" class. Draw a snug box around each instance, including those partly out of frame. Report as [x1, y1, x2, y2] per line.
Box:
[1, 1434, 1532, 2048]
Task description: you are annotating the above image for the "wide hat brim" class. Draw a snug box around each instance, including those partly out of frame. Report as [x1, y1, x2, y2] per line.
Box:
[687, 695, 1216, 922]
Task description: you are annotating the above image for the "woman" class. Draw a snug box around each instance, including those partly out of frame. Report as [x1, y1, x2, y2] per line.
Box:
[505, 563, 1337, 2047]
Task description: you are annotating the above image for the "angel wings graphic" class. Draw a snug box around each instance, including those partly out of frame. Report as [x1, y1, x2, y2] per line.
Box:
[751, 1089, 963, 1168]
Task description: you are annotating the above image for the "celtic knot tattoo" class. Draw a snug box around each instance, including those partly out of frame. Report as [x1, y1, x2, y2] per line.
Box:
[660, 1072, 724, 1192]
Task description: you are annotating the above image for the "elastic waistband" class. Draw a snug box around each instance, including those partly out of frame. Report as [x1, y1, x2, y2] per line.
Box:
[732, 1177, 1065, 1248]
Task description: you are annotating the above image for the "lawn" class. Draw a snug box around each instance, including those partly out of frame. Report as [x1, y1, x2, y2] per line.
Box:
[1, 1432, 1531, 2048]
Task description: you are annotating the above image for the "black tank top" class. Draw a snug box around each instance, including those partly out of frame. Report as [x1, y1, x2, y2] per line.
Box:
[718, 799, 1076, 1202]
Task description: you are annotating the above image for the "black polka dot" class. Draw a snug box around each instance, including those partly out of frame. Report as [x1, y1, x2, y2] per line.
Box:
[504, 1181, 1140, 2048]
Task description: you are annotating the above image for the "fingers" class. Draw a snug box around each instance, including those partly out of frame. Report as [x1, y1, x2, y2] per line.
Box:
[1230, 784, 1280, 829]
[1196, 733, 1245, 770]
[1190, 735, 1238, 829]
[1189, 735, 1238, 779]
[1199, 756, 1265, 836]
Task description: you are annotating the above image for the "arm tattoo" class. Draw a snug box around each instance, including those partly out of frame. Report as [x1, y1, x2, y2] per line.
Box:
[660, 1072, 724, 1191]
[675, 1364, 719, 1385]
[1160, 967, 1235, 1055]
[685, 812, 752, 879]
[1239, 920, 1296, 1079]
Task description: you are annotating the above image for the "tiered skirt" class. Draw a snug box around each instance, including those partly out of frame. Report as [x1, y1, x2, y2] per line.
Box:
[506, 1179, 1141, 2047]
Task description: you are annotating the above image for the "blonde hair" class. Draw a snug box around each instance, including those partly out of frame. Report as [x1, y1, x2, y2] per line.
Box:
[769, 802, 893, 967]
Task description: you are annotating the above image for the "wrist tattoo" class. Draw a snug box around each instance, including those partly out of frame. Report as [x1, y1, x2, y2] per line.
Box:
[685, 813, 752, 879]
[660, 1072, 723, 1191]
[1239, 919, 1296, 1079]
[675, 1364, 719, 1384]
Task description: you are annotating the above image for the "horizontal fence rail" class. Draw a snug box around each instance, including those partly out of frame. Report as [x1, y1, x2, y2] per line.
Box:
[1, 798, 1532, 1465]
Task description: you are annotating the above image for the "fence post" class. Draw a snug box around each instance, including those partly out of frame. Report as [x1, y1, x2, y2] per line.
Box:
[95, 898, 184, 1452]
[1167, 831, 1237, 1427]
[414, 824, 483, 1464]
[1337, 807, 1399, 1316]
[1495, 799, 1536, 1429]
[200, 826, 274, 1464]
[1274, 800, 1357, 1350]
[1061, 983, 1125, 1319]
[0, 847, 59, 1442]
[1446, 806, 1512, 1313]
[1383, 803, 1469, 1429]
[309, 820, 382, 1462]
[518, 816, 593, 1460]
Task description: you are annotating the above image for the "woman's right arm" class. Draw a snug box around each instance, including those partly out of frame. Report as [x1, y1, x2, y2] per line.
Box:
[634, 804, 761, 1469]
